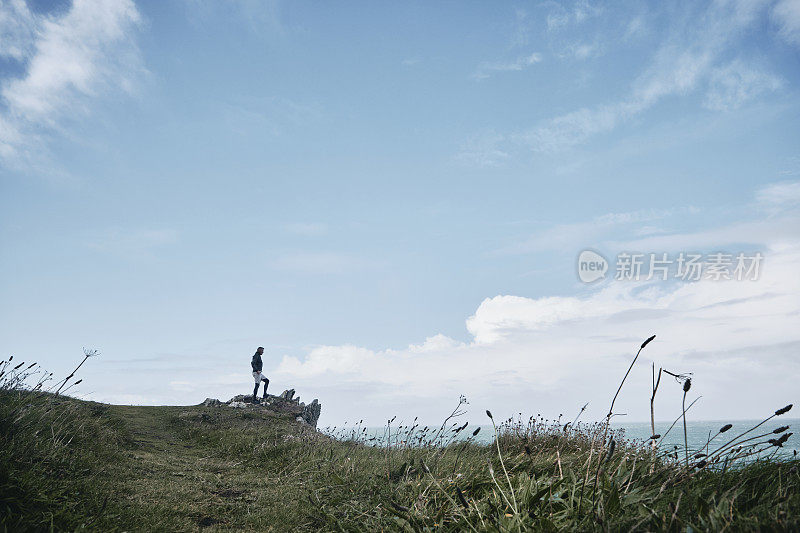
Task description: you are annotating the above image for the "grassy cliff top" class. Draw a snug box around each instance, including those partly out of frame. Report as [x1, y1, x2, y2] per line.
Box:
[1, 391, 799, 531]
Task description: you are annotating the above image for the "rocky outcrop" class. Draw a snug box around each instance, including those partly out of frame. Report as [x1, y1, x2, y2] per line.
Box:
[302, 399, 321, 427]
[200, 390, 322, 428]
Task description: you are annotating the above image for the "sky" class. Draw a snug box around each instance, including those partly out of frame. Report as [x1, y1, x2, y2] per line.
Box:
[1, 0, 799, 428]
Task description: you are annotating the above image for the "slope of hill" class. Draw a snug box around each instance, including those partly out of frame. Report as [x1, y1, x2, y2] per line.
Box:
[1, 391, 798, 531]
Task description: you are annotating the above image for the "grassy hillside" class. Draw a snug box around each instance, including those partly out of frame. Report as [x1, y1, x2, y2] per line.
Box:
[1, 389, 799, 531]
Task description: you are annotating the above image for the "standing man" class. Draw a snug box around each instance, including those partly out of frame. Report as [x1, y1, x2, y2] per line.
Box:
[251, 346, 269, 402]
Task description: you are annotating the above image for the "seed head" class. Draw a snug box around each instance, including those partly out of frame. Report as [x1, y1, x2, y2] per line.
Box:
[472, 427, 480, 437]
[775, 404, 793, 416]
[649, 434, 660, 440]
[605, 439, 616, 463]
[486, 410, 493, 419]
[773, 426, 789, 434]
[683, 379, 692, 392]
[719, 424, 732, 433]
[641, 335, 656, 349]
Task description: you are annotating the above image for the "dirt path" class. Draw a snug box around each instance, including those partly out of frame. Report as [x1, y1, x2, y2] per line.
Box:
[102, 405, 299, 531]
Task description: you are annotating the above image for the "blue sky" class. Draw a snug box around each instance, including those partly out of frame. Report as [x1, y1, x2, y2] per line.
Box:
[1, 0, 799, 426]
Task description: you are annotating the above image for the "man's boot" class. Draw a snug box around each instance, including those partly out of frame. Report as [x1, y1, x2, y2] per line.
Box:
[253, 383, 259, 403]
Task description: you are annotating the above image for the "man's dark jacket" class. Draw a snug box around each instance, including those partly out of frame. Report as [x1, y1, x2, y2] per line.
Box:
[251, 351, 263, 372]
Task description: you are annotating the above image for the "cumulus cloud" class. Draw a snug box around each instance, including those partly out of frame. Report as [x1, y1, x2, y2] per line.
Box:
[75, 183, 800, 426]
[0, 0, 144, 168]
[269, 182, 800, 425]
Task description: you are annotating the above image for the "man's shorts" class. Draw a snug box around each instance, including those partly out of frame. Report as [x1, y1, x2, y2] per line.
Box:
[253, 371, 268, 383]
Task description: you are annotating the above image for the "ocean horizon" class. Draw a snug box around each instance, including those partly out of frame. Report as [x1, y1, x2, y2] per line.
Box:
[332, 418, 800, 458]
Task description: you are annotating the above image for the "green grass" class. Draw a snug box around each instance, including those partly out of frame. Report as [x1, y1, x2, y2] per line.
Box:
[1, 389, 798, 532]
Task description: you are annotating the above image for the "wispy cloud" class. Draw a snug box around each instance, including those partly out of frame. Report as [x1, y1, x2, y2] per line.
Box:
[756, 180, 800, 213]
[703, 60, 783, 111]
[563, 41, 602, 60]
[472, 53, 542, 80]
[503, 181, 800, 256]
[546, 0, 603, 31]
[0, 0, 144, 169]
[520, 0, 782, 153]
[771, 0, 800, 45]
[498, 207, 680, 255]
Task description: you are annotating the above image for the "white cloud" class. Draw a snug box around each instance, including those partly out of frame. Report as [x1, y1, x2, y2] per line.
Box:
[0, 0, 38, 61]
[0, 0, 144, 167]
[472, 53, 542, 81]
[566, 42, 602, 60]
[522, 0, 777, 152]
[545, 0, 602, 31]
[771, 0, 800, 45]
[756, 180, 800, 212]
[546, 10, 570, 32]
[271, 183, 800, 424]
[704, 60, 782, 111]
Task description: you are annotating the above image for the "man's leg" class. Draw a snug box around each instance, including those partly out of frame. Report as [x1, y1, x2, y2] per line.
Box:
[252, 372, 260, 402]
[262, 377, 269, 399]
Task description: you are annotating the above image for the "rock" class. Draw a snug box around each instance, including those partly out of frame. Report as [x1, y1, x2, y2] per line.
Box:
[302, 399, 321, 427]
[229, 394, 255, 403]
[201, 398, 222, 407]
[221, 389, 322, 428]
[279, 389, 295, 401]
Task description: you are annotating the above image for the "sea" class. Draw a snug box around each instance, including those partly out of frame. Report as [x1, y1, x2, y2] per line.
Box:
[331, 419, 800, 459]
